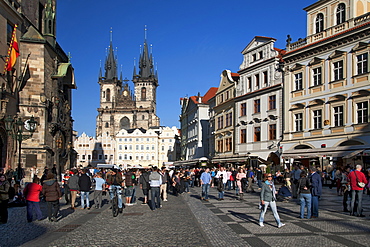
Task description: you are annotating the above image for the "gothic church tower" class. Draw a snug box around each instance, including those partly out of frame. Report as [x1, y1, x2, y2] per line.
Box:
[96, 30, 160, 137]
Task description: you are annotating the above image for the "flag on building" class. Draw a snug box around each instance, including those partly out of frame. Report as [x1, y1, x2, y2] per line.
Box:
[4, 24, 20, 73]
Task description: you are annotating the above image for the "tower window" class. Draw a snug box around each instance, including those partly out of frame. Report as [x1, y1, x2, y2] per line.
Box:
[141, 87, 146, 101]
[106, 89, 111, 102]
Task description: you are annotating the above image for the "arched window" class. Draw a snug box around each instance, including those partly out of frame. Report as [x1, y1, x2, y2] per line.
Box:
[105, 122, 109, 128]
[315, 13, 324, 33]
[120, 117, 130, 130]
[142, 115, 145, 120]
[106, 89, 111, 102]
[141, 87, 146, 101]
[336, 3, 346, 24]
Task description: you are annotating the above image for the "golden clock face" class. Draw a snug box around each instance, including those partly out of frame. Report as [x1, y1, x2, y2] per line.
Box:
[123, 90, 128, 96]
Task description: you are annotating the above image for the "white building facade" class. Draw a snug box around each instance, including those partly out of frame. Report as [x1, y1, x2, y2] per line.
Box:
[115, 126, 179, 168]
[74, 132, 116, 168]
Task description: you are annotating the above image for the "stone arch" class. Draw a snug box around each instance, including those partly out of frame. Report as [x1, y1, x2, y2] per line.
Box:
[338, 139, 364, 146]
[293, 144, 314, 150]
[120, 117, 130, 130]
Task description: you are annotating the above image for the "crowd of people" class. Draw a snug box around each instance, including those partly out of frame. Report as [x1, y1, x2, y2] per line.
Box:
[0, 163, 369, 227]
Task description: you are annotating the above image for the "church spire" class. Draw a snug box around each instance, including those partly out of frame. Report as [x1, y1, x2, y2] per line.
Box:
[138, 25, 154, 78]
[104, 28, 118, 80]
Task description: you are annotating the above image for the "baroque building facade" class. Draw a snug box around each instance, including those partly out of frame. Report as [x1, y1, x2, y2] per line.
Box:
[96, 34, 160, 138]
[0, 0, 76, 180]
[282, 0, 370, 169]
[233, 36, 284, 167]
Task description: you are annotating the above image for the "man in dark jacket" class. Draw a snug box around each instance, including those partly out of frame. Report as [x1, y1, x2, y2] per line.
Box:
[139, 169, 150, 205]
[42, 173, 62, 222]
[78, 169, 92, 209]
[310, 166, 322, 218]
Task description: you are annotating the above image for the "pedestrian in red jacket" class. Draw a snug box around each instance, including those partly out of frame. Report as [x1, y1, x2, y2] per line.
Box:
[24, 177, 43, 222]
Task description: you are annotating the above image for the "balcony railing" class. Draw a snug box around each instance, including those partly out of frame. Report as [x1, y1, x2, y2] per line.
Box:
[286, 12, 370, 52]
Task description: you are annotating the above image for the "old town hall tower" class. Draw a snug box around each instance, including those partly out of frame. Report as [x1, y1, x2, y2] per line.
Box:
[96, 32, 160, 137]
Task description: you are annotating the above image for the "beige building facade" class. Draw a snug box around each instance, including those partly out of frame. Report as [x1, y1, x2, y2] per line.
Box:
[282, 0, 370, 169]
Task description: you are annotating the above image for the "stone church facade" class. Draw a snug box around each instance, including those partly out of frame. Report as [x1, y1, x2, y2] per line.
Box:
[96, 35, 160, 138]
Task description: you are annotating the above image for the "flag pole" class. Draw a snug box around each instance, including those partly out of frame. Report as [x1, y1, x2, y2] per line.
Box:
[17, 53, 31, 91]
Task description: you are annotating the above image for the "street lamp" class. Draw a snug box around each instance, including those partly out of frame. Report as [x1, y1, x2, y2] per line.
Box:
[5, 115, 37, 181]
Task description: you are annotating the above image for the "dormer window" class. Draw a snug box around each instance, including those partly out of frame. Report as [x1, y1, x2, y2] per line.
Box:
[336, 3, 346, 25]
[315, 13, 324, 33]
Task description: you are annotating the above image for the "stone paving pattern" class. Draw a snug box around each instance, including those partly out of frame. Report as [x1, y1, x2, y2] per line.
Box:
[0, 183, 370, 246]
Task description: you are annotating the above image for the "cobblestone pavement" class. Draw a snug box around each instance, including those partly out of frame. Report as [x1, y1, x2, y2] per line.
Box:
[188, 184, 370, 247]
[1, 183, 370, 246]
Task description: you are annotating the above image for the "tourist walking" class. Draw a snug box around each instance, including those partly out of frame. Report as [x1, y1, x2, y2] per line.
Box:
[0, 174, 10, 224]
[200, 168, 211, 201]
[78, 169, 92, 210]
[93, 172, 106, 209]
[42, 173, 62, 222]
[23, 177, 43, 222]
[259, 173, 285, 228]
[236, 168, 246, 200]
[310, 167, 322, 218]
[149, 167, 162, 211]
[348, 164, 368, 217]
[68, 170, 79, 209]
[297, 171, 311, 219]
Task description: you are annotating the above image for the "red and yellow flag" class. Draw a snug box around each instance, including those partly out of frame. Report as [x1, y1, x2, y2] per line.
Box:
[4, 24, 20, 73]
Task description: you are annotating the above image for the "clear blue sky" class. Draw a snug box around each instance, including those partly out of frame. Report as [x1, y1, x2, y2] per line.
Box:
[56, 0, 309, 137]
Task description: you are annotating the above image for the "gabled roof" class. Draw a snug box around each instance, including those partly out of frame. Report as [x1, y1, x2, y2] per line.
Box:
[188, 87, 218, 105]
[241, 36, 277, 54]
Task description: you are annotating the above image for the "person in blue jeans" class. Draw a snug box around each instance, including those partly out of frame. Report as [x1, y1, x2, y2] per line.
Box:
[297, 171, 311, 219]
[200, 168, 211, 201]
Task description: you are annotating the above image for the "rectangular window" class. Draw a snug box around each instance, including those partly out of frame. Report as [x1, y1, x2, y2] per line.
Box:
[295, 113, 303, 131]
[240, 103, 246, 116]
[225, 113, 232, 127]
[136, 145, 139, 150]
[141, 145, 144, 150]
[259, 51, 263, 59]
[240, 129, 247, 143]
[82, 155, 86, 160]
[357, 53, 368, 74]
[217, 140, 223, 152]
[269, 124, 276, 140]
[333, 60, 344, 81]
[312, 67, 322, 86]
[333, 106, 344, 126]
[254, 127, 261, 142]
[226, 91, 229, 100]
[313, 109, 322, 129]
[263, 71, 268, 86]
[217, 116, 224, 129]
[129, 145, 132, 150]
[269, 95, 276, 110]
[248, 77, 252, 91]
[98, 155, 102, 160]
[225, 138, 232, 152]
[252, 53, 257, 61]
[357, 102, 368, 124]
[295, 73, 303, 90]
[255, 74, 260, 89]
[254, 99, 260, 113]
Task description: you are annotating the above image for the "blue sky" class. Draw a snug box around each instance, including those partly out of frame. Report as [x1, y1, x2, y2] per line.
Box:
[57, 0, 309, 137]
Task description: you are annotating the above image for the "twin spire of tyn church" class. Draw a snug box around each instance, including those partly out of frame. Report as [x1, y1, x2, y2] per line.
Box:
[101, 27, 157, 81]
